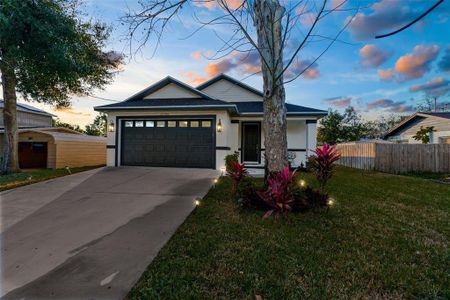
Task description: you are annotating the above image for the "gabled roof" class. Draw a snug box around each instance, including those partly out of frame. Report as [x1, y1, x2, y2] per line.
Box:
[0, 100, 55, 117]
[196, 73, 264, 97]
[232, 101, 327, 116]
[384, 111, 450, 138]
[95, 98, 238, 112]
[125, 76, 214, 102]
[420, 112, 450, 119]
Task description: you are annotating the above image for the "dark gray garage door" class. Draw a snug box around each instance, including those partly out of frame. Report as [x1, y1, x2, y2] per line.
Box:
[120, 119, 215, 168]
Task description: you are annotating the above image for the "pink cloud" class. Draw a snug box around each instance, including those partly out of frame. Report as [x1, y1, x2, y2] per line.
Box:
[193, 0, 243, 10]
[323, 96, 352, 108]
[184, 71, 206, 86]
[377, 68, 395, 81]
[191, 51, 202, 60]
[285, 60, 320, 80]
[409, 77, 450, 97]
[366, 98, 414, 113]
[394, 44, 440, 80]
[359, 44, 391, 67]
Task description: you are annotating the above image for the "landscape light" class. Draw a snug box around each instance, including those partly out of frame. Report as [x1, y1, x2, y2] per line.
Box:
[299, 179, 306, 187]
[328, 198, 335, 207]
[214, 178, 218, 184]
[195, 199, 200, 206]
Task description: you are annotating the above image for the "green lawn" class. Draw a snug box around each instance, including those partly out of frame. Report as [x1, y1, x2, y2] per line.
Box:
[0, 165, 103, 191]
[128, 167, 450, 299]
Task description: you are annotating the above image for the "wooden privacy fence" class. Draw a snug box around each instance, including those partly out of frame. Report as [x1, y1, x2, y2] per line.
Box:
[336, 143, 450, 173]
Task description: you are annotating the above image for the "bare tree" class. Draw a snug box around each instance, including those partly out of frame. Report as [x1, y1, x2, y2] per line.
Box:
[123, 0, 357, 175]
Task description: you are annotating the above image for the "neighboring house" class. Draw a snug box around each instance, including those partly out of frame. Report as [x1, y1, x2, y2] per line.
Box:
[0, 101, 106, 169]
[0, 99, 54, 128]
[95, 74, 327, 173]
[384, 112, 450, 144]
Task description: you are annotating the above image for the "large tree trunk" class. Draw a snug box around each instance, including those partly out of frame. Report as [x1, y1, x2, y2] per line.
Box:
[253, 0, 288, 176]
[1, 69, 20, 174]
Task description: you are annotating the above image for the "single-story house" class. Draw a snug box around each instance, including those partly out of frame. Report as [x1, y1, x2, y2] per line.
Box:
[94, 74, 327, 173]
[0, 100, 106, 169]
[384, 112, 450, 144]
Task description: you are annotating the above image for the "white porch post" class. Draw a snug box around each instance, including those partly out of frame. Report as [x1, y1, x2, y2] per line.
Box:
[306, 120, 317, 156]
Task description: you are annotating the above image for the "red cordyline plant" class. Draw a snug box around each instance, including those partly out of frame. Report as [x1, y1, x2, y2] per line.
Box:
[310, 144, 341, 191]
[227, 161, 248, 194]
[257, 166, 296, 219]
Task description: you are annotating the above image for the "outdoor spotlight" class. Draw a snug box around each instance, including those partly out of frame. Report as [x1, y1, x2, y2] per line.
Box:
[328, 198, 335, 207]
[217, 119, 223, 132]
[299, 179, 306, 187]
[108, 121, 115, 132]
[195, 199, 201, 206]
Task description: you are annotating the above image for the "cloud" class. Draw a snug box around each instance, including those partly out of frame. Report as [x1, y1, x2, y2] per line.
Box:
[366, 98, 414, 113]
[284, 60, 320, 80]
[185, 71, 206, 86]
[203, 51, 319, 80]
[191, 51, 202, 60]
[54, 106, 91, 116]
[193, 0, 243, 10]
[359, 44, 391, 67]
[409, 77, 450, 97]
[394, 44, 440, 80]
[323, 96, 352, 108]
[347, 0, 419, 40]
[377, 68, 395, 81]
[438, 46, 450, 74]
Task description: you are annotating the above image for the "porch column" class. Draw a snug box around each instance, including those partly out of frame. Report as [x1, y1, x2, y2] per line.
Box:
[306, 120, 317, 156]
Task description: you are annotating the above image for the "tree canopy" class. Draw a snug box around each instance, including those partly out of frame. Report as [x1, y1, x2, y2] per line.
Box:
[0, 0, 123, 173]
[317, 107, 406, 144]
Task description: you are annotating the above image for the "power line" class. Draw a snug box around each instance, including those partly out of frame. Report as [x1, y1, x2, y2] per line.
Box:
[86, 95, 121, 102]
[375, 0, 444, 39]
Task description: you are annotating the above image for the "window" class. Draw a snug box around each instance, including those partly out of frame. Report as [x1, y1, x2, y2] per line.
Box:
[146, 121, 154, 127]
[179, 121, 188, 127]
[125, 121, 133, 127]
[190, 121, 199, 127]
[157, 121, 165, 127]
[135, 121, 144, 127]
[168, 121, 176, 127]
[202, 120, 211, 127]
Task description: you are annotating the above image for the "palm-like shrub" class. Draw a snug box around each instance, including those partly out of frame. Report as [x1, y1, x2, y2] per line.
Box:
[227, 161, 248, 194]
[309, 144, 340, 191]
[257, 167, 296, 219]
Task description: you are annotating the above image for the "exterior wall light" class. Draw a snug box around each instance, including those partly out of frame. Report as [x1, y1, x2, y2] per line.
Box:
[217, 119, 223, 132]
[108, 121, 115, 132]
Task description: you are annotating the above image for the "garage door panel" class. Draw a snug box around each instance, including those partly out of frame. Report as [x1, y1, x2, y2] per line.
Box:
[121, 119, 214, 168]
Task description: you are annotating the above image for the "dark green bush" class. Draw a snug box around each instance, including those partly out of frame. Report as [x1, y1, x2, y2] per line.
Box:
[225, 151, 239, 173]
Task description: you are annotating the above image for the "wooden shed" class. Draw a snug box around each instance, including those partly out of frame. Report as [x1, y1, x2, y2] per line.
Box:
[2, 128, 107, 169]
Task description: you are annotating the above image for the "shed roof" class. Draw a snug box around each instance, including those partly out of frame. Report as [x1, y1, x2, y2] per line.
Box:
[14, 127, 106, 143]
[0, 100, 56, 117]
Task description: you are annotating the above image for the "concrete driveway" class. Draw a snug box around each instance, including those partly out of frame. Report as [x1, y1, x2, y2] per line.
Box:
[1, 167, 219, 299]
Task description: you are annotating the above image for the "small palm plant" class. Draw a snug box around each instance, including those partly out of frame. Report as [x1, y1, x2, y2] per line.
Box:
[257, 166, 296, 219]
[227, 161, 248, 194]
[309, 144, 341, 192]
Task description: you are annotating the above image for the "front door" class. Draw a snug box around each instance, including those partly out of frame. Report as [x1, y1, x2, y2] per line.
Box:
[242, 122, 260, 163]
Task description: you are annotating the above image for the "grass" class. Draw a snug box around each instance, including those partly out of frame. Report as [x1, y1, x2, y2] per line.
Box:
[128, 167, 450, 299]
[402, 171, 450, 181]
[0, 165, 103, 191]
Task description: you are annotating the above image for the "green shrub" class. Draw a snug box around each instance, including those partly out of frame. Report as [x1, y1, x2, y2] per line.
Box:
[224, 151, 239, 173]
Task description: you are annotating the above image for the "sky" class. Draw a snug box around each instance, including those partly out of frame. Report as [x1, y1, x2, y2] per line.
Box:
[6, 0, 450, 126]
